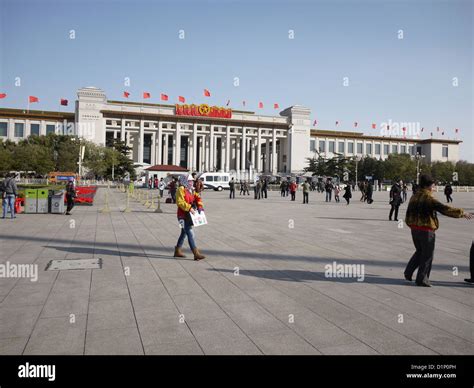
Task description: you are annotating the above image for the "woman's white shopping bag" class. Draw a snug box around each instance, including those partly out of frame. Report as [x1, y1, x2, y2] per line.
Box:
[190, 210, 208, 227]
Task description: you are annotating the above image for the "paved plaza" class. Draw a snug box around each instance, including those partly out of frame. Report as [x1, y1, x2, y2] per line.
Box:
[0, 187, 473, 355]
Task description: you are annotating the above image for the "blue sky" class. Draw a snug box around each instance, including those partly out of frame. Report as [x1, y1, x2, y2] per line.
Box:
[0, 0, 472, 160]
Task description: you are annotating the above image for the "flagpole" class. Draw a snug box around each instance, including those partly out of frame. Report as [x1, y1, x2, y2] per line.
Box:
[27, 98, 30, 114]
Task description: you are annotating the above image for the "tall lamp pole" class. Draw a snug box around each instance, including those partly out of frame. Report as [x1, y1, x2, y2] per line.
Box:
[414, 153, 426, 185]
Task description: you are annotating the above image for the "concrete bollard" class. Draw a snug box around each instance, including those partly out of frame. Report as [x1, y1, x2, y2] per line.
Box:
[122, 190, 131, 213]
[100, 190, 111, 213]
[149, 194, 157, 210]
[155, 195, 163, 213]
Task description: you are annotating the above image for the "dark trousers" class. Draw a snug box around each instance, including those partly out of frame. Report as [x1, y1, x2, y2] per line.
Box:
[303, 192, 309, 204]
[229, 189, 235, 199]
[262, 189, 267, 199]
[405, 229, 436, 284]
[470, 241, 474, 280]
[281, 189, 285, 197]
[389, 204, 399, 220]
[291, 191, 295, 201]
[325, 191, 331, 202]
[66, 195, 75, 213]
[344, 197, 350, 205]
[446, 194, 453, 203]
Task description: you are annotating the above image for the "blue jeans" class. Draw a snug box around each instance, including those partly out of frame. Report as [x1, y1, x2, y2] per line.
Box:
[2, 195, 15, 218]
[176, 221, 196, 250]
[326, 191, 332, 202]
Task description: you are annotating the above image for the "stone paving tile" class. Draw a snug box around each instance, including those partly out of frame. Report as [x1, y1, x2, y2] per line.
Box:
[87, 298, 137, 331]
[85, 327, 143, 355]
[0, 337, 29, 355]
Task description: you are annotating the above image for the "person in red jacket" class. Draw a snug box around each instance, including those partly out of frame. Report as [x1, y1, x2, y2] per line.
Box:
[173, 174, 205, 260]
[289, 181, 297, 201]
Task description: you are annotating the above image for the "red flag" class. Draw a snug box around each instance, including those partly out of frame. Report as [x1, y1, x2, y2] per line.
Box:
[274, 103, 279, 109]
[143, 92, 151, 99]
[29, 96, 39, 103]
[160, 93, 168, 101]
[60, 99, 68, 106]
[371, 123, 376, 129]
[123, 91, 130, 98]
[335, 121, 339, 126]
[178, 96, 185, 103]
[226, 100, 230, 106]
[0, 93, 6, 99]
[258, 102, 263, 109]
[354, 122, 358, 127]
[204, 89, 211, 97]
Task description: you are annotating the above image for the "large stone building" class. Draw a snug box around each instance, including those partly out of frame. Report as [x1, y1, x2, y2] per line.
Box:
[0, 87, 463, 174]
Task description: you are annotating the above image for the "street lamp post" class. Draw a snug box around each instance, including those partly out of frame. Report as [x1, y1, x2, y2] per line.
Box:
[414, 153, 426, 185]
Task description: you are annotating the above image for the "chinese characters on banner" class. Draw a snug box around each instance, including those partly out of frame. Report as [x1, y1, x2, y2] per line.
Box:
[175, 104, 232, 119]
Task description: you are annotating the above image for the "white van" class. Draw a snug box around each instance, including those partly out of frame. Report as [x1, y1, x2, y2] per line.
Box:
[199, 172, 231, 191]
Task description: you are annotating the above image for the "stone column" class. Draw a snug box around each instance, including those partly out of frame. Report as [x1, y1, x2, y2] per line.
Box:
[191, 123, 198, 172]
[209, 125, 214, 171]
[175, 123, 181, 167]
[157, 122, 162, 165]
[256, 128, 262, 172]
[272, 128, 277, 174]
[265, 138, 270, 173]
[226, 125, 231, 172]
[241, 127, 247, 171]
[138, 120, 144, 164]
[120, 119, 126, 142]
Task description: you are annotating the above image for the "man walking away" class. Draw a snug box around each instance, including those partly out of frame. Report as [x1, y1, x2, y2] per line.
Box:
[402, 182, 408, 203]
[229, 178, 236, 199]
[389, 180, 402, 221]
[366, 181, 374, 204]
[255, 181, 262, 200]
[444, 183, 453, 203]
[325, 179, 333, 202]
[2, 174, 18, 219]
[404, 174, 472, 287]
[290, 181, 297, 201]
[343, 184, 352, 205]
[302, 179, 310, 204]
[280, 180, 287, 197]
[261, 179, 268, 199]
[65, 178, 76, 215]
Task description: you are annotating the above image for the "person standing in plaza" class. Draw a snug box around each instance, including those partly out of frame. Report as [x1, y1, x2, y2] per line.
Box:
[65, 178, 76, 215]
[402, 182, 408, 203]
[444, 183, 453, 203]
[194, 176, 204, 196]
[343, 183, 352, 205]
[366, 181, 374, 204]
[261, 179, 268, 199]
[404, 174, 472, 287]
[1, 174, 18, 219]
[302, 179, 310, 204]
[334, 184, 340, 203]
[280, 180, 287, 197]
[158, 178, 166, 198]
[173, 175, 205, 261]
[169, 177, 177, 203]
[229, 178, 236, 199]
[154, 177, 158, 190]
[255, 180, 262, 200]
[325, 178, 333, 202]
[389, 180, 402, 221]
[289, 180, 297, 201]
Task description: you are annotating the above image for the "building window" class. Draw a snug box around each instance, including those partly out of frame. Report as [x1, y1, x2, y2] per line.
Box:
[30, 123, 40, 136]
[46, 124, 56, 134]
[318, 140, 325, 153]
[0, 122, 7, 137]
[392, 145, 398, 154]
[442, 145, 448, 158]
[416, 146, 422, 155]
[384, 144, 389, 155]
[347, 142, 354, 154]
[328, 141, 335, 153]
[409, 145, 414, 155]
[375, 144, 381, 155]
[400, 145, 407, 154]
[338, 142, 345, 153]
[310, 139, 316, 151]
[366, 143, 372, 155]
[357, 143, 363, 154]
[14, 123, 24, 137]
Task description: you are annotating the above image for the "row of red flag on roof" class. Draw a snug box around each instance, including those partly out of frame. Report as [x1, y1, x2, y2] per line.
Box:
[0, 92, 461, 136]
[123, 89, 280, 109]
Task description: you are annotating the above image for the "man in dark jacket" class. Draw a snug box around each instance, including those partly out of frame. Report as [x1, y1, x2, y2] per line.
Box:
[2, 174, 18, 219]
[325, 179, 333, 202]
[389, 181, 403, 221]
[229, 178, 235, 199]
[65, 179, 76, 215]
[366, 181, 374, 204]
[444, 183, 453, 203]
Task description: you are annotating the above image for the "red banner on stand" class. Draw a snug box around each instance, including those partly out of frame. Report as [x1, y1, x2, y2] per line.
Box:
[175, 104, 232, 119]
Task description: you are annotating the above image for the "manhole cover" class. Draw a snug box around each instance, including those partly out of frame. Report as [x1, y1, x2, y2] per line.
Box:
[45, 258, 103, 271]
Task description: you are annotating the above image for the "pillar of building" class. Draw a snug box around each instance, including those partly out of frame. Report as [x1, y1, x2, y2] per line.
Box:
[138, 120, 144, 164]
[256, 128, 262, 172]
[272, 128, 277, 174]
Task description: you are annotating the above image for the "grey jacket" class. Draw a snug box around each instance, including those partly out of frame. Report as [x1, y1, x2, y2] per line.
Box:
[2, 178, 18, 196]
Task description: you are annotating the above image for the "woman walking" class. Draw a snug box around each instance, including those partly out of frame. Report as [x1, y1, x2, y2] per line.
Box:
[173, 175, 206, 261]
[343, 184, 352, 205]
